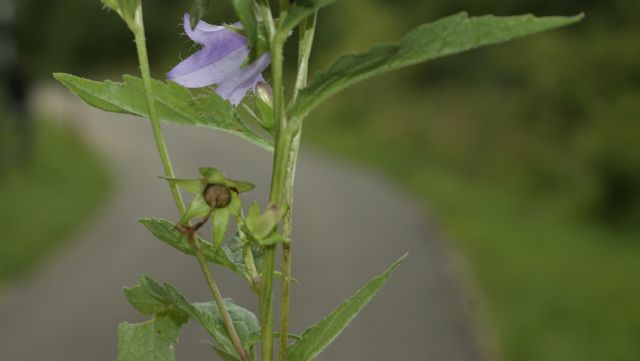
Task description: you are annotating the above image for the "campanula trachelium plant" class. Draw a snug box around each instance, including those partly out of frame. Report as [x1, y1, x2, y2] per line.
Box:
[54, 1, 582, 360]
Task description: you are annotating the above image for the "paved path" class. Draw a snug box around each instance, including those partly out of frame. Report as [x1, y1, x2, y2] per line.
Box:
[0, 86, 486, 361]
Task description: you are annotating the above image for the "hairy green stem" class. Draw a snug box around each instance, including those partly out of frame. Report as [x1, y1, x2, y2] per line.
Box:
[196, 245, 250, 361]
[131, 7, 248, 361]
[279, 0, 291, 22]
[132, 8, 185, 215]
[260, 24, 291, 361]
[279, 13, 317, 361]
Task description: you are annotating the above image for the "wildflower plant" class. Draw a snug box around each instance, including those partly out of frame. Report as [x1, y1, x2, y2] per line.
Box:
[54, 1, 582, 360]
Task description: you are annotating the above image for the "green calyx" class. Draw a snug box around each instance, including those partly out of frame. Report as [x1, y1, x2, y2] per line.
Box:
[163, 167, 254, 228]
[242, 202, 289, 246]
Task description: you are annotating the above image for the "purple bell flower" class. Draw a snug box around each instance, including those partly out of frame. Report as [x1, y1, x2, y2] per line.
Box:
[167, 14, 271, 106]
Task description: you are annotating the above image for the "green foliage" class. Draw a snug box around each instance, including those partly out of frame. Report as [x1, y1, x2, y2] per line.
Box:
[244, 202, 288, 246]
[53, 74, 273, 151]
[213, 208, 232, 247]
[135, 276, 260, 357]
[139, 218, 250, 282]
[125, 285, 168, 315]
[292, 12, 582, 120]
[287, 254, 407, 361]
[230, 0, 261, 62]
[101, 0, 141, 29]
[279, 0, 336, 37]
[0, 119, 110, 281]
[118, 312, 188, 361]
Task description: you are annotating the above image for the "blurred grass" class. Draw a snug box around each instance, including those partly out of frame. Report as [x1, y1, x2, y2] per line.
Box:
[306, 82, 640, 361]
[0, 119, 110, 282]
[304, 2, 640, 361]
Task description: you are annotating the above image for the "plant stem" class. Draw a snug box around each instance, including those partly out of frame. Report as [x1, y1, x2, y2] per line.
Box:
[196, 244, 250, 361]
[279, 0, 291, 22]
[279, 13, 317, 361]
[261, 25, 290, 361]
[132, 8, 185, 215]
[131, 7, 248, 361]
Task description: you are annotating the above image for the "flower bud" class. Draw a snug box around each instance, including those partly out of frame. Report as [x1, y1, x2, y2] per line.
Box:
[254, 82, 275, 130]
[255, 82, 273, 108]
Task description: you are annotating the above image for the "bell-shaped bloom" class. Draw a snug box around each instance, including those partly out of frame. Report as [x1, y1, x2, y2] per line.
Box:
[167, 14, 271, 105]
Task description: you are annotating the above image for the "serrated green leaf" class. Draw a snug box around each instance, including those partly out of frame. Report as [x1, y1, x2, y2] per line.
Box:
[291, 12, 583, 120]
[194, 300, 260, 348]
[139, 218, 248, 280]
[139, 276, 259, 357]
[279, 0, 335, 38]
[53, 73, 273, 151]
[124, 285, 168, 315]
[118, 311, 187, 361]
[139, 276, 235, 355]
[287, 254, 408, 361]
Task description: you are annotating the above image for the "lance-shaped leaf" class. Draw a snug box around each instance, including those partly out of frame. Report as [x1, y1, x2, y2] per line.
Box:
[287, 254, 407, 361]
[291, 12, 583, 120]
[53, 73, 273, 151]
[278, 0, 336, 38]
[139, 218, 249, 280]
[118, 311, 188, 361]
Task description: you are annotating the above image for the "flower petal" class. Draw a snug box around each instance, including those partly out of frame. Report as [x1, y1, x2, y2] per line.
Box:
[167, 45, 250, 88]
[216, 53, 271, 105]
[183, 13, 243, 46]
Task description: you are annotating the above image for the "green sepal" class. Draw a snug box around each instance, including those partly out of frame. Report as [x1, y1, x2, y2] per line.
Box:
[162, 177, 205, 194]
[243, 202, 288, 245]
[212, 207, 231, 247]
[199, 167, 255, 193]
[179, 193, 210, 225]
[287, 254, 408, 361]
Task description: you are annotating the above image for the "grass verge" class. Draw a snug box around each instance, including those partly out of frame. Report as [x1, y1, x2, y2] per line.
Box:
[0, 118, 110, 282]
[305, 85, 640, 361]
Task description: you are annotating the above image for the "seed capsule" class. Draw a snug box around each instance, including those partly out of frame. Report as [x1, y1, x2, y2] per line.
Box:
[203, 184, 232, 208]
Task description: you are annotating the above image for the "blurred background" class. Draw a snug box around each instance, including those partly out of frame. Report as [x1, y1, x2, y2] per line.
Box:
[1, 1, 639, 361]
